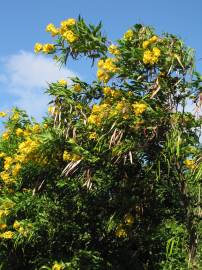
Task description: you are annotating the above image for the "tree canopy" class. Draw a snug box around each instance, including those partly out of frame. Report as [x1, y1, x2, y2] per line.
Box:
[0, 17, 202, 269]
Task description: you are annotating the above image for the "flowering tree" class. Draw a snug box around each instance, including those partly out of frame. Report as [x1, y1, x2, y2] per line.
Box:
[0, 17, 202, 269]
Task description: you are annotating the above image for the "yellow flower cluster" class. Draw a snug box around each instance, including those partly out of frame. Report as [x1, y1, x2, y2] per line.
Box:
[13, 220, 20, 230]
[123, 29, 133, 41]
[89, 132, 97, 140]
[108, 44, 120, 55]
[132, 102, 147, 116]
[115, 225, 128, 238]
[184, 159, 195, 170]
[73, 84, 82, 92]
[60, 18, 76, 28]
[88, 103, 110, 125]
[2, 131, 9, 140]
[58, 79, 67, 87]
[59, 18, 78, 42]
[143, 47, 161, 65]
[13, 220, 32, 237]
[1, 157, 21, 184]
[63, 150, 81, 161]
[43, 44, 55, 53]
[113, 100, 130, 119]
[103, 87, 120, 98]
[0, 152, 6, 158]
[97, 58, 118, 83]
[0, 209, 10, 219]
[0, 223, 7, 230]
[35, 18, 78, 53]
[34, 43, 55, 54]
[0, 170, 13, 184]
[142, 35, 158, 49]
[0, 124, 43, 185]
[11, 110, 20, 121]
[62, 30, 78, 43]
[52, 262, 65, 270]
[18, 138, 39, 157]
[16, 128, 24, 136]
[46, 23, 59, 37]
[0, 202, 14, 236]
[0, 230, 15, 239]
[0, 111, 7, 117]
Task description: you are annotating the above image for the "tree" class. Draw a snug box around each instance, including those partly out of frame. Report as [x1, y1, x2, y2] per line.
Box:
[0, 17, 202, 269]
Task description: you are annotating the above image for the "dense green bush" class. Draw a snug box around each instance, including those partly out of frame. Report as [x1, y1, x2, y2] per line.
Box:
[0, 17, 202, 269]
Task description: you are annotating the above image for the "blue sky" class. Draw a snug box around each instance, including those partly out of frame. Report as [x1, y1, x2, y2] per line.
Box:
[0, 0, 202, 120]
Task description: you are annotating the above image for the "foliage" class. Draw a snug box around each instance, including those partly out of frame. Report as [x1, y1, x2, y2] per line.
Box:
[0, 17, 202, 269]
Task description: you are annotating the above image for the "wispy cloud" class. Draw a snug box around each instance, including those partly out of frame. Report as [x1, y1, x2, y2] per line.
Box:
[0, 51, 77, 120]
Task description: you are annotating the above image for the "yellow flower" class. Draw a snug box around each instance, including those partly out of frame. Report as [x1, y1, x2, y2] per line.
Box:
[63, 151, 72, 161]
[2, 131, 9, 140]
[0, 223, 7, 230]
[58, 79, 67, 86]
[73, 84, 82, 92]
[116, 101, 125, 111]
[103, 87, 120, 98]
[149, 35, 158, 43]
[123, 29, 133, 41]
[16, 128, 24, 136]
[34, 43, 43, 53]
[97, 69, 110, 83]
[124, 213, 134, 225]
[46, 23, 59, 37]
[11, 111, 20, 121]
[52, 262, 64, 270]
[97, 58, 118, 83]
[103, 86, 112, 96]
[88, 114, 99, 125]
[143, 48, 160, 65]
[32, 124, 41, 133]
[0, 111, 7, 117]
[97, 59, 105, 68]
[0, 171, 11, 184]
[0, 152, 6, 158]
[115, 226, 127, 238]
[142, 40, 150, 49]
[62, 30, 78, 43]
[103, 58, 118, 73]
[92, 103, 109, 113]
[63, 151, 80, 161]
[132, 102, 147, 116]
[4, 156, 13, 170]
[143, 50, 153, 65]
[42, 44, 55, 53]
[15, 154, 26, 163]
[108, 44, 120, 55]
[13, 220, 21, 230]
[0, 230, 14, 239]
[60, 18, 76, 28]
[0, 209, 10, 218]
[12, 163, 21, 176]
[184, 159, 195, 170]
[23, 129, 31, 137]
[89, 132, 97, 140]
[18, 226, 28, 236]
[152, 47, 161, 57]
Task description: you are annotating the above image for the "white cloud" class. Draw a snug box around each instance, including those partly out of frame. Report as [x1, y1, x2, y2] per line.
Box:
[0, 51, 77, 120]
